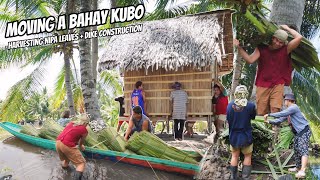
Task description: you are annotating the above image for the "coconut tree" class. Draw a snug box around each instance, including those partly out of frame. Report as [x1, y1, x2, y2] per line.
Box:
[0, 0, 79, 121]
[78, 0, 102, 122]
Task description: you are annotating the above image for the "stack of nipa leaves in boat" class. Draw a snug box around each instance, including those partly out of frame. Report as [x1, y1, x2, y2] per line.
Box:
[127, 131, 199, 164]
[84, 126, 108, 150]
[39, 119, 63, 140]
[21, 124, 39, 137]
[97, 127, 126, 152]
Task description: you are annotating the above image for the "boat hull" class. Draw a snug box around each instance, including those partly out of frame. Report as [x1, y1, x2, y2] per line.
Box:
[0, 122, 199, 176]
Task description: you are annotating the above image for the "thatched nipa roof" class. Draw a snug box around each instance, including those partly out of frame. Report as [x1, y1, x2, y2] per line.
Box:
[99, 10, 233, 72]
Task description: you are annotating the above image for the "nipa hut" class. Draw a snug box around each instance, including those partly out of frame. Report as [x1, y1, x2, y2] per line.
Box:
[99, 10, 234, 133]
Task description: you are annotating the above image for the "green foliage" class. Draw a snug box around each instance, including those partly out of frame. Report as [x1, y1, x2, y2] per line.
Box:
[277, 126, 294, 150]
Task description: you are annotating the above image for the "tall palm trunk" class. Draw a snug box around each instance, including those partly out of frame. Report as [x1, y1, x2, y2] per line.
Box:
[92, 0, 98, 84]
[63, 0, 76, 115]
[79, 0, 102, 121]
[270, 0, 305, 32]
[230, 53, 243, 100]
[64, 46, 76, 115]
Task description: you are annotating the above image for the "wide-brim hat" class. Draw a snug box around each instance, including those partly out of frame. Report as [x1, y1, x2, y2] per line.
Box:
[284, 94, 295, 101]
[172, 82, 181, 89]
[273, 29, 288, 45]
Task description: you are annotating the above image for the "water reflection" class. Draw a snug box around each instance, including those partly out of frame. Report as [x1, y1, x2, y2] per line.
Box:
[0, 136, 192, 180]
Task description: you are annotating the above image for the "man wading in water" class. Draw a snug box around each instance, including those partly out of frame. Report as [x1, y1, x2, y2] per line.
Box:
[56, 114, 89, 180]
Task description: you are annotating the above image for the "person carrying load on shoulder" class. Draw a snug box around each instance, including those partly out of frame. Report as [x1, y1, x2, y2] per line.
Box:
[56, 114, 89, 180]
[264, 94, 311, 179]
[124, 106, 152, 141]
[234, 25, 302, 115]
[227, 85, 256, 180]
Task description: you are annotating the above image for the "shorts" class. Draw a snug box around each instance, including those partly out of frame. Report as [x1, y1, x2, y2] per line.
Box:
[230, 143, 253, 155]
[118, 120, 129, 127]
[256, 84, 284, 115]
[56, 140, 86, 165]
[215, 114, 226, 121]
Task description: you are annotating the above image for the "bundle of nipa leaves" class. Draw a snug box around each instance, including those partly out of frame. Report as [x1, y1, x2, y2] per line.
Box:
[20, 124, 40, 137]
[39, 119, 63, 140]
[84, 126, 108, 150]
[127, 131, 199, 164]
[97, 127, 126, 152]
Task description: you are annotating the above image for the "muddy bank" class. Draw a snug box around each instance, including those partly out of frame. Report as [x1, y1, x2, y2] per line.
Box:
[0, 136, 192, 180]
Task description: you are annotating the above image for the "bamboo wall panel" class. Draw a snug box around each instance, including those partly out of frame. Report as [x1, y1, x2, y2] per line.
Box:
[123, 66, 214, 116]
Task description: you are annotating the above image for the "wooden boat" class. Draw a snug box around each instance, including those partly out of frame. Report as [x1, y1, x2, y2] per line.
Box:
[0, 122, 200, 177]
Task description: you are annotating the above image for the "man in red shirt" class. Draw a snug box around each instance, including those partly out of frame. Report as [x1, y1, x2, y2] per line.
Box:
[234, 25, 302, 115]
[56, 114, 89, 180]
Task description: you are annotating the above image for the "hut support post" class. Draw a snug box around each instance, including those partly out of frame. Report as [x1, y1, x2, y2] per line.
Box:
[208, 115, 213, 134]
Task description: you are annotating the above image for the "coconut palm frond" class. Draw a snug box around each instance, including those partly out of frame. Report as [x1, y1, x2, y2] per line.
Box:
[0, 45, 49, 69]
[0, 62, 47, 122]
[49, 67, 66, 110]
[277, 126, 294, 149]
[23, 46, 54, 66]
[116, 0, 144, 7]
[301, 0, 320, 39]
[73, 85, 84, 113]
[292, 69, 320, 117]
[99, 70, 123, 96]
[145, 0, 192, 20]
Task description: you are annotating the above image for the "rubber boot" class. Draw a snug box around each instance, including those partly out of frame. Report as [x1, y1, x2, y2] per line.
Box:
[241, 165, 252, 180]
[73, 171, 83, 180]
[229, 166, 238, 180]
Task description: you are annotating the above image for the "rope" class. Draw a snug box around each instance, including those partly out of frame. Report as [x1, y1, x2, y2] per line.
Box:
[102, 129, 123, 150]
[146, 160, 160, 180]
[112, 153, 130, 166]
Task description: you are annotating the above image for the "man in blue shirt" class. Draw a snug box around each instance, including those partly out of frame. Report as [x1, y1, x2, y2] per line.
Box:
[264, 94, 311, 179]
[227, 85, 256, 180]
[131, 81, 147, 115]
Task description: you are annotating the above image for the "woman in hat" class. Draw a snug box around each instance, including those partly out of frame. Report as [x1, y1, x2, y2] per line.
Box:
[227, 85, 256, 180]
[264, 94, 311, 179]
[56, 114, 90, 180]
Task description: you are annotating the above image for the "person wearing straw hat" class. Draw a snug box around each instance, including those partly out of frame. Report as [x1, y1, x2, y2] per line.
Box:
[56, 114, 90, 180]
[234, 25, 302, 115]
[170, 82, 188, 141]
[264, 94, 311, 179]
[124, 106, 152, 141]
[227, 85, 256, 180]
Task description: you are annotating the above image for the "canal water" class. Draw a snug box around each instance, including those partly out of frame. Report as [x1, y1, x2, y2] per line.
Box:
[0, 136, 192, 180]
